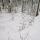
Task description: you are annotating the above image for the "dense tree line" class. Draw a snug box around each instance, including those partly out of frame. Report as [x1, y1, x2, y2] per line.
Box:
[0, 0, 40, 16]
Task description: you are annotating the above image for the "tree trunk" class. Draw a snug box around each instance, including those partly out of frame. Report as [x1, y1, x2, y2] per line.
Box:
[32, 0, 33, 6]
[22, 1, 24, 13]
[36, 0, 39, 16]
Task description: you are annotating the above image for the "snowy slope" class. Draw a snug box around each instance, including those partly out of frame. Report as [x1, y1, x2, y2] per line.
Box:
[0, 11, 40, 40]
[0, 12, 22, 40]
[0, 12, 34, 40]
[30, 15, 40, 40]
[0, 12, 29, 40]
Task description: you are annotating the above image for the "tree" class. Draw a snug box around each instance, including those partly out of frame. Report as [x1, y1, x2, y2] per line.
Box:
[36, 0, 39, 16]
[22, 0, 26, 13]
[2, 0, 4, 9]
[32, 0, 33, 6]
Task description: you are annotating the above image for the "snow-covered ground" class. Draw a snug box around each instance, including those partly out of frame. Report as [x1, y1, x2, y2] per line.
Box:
[0, 12, 22, 40]
[0, 11, 40, 40]
[30, 14, 40, 40]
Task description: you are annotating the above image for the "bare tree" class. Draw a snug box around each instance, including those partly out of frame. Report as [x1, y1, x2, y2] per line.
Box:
[36, 0, 39, 16]
[22, 1, 24, 13]
[32, 0, 33, 6]
[22, 0, 26, 13]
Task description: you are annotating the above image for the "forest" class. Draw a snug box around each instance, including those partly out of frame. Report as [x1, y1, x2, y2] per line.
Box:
[0, 0, 40, 16]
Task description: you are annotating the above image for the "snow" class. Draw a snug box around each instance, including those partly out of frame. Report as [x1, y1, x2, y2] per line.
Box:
[30, 14, 40, 40]
[0, 12, 28, 40]
[0, 11, 40, 40]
